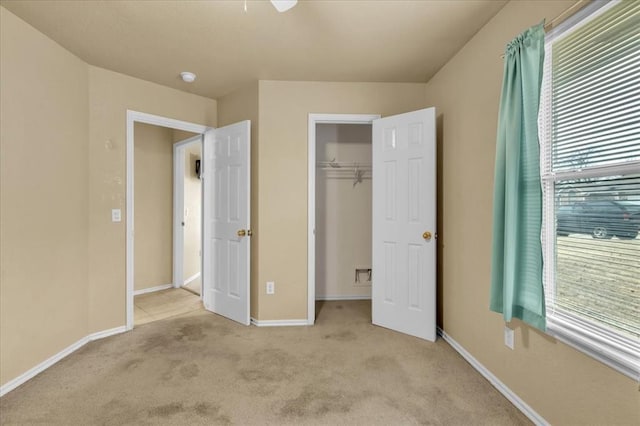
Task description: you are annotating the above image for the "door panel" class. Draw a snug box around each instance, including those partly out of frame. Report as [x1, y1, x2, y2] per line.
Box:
[202, 121, 251, 325]
[372, 108, 436, 341]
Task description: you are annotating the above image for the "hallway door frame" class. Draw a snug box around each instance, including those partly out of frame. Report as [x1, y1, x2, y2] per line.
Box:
[126, 110, 208, 330]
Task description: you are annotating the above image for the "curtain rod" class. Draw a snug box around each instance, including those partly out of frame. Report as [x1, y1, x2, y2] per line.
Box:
[544, 0, 592, 32]
[500, 0, 592, 58]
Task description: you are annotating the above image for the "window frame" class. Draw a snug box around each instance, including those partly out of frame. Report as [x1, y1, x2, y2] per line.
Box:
[539, 0, 640, 380]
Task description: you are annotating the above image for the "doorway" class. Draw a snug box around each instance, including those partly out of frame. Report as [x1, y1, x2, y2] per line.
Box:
[131, 123, 202, 326]
[126, 111, 208, 330]
[307, 114, 380, 324]
[315, 122, 373, 302]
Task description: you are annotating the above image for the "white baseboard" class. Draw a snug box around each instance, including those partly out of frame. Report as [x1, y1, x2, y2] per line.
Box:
[133, 283, 173, 296]
[250, 318, 308, 327]
[315, 295, 372, 301]
[183, 272, 201, 286]
[437, 327, 548, 426]
[88, 326, 127, 341]
[0, 326, 127, 397]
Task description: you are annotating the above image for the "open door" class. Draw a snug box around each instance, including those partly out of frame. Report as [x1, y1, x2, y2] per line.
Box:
[202, 121, 251, 325]
[372, 108, 436, 341]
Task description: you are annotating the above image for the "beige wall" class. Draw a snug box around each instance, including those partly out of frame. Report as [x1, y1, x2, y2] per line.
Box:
[257, 81, 426, 320]
[0, 6, 217, 388]
[316, 124, 372, 299]
[0, 8, 90, 385]
[217, 82, 260, 317]
[87, 66, 217, 332]
[183, 146, 202, 282]
[425, 1, 640, 424]
[133, 123, 174, 291]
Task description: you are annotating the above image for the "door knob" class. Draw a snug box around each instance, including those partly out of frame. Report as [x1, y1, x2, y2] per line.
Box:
[423, 231, 432, 240]
[237, 229, 246, 237]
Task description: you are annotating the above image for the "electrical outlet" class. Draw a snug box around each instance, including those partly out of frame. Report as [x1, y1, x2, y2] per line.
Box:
[504, 326, 515, 350]
[266, 281, 275, 295]
[111, 209, 121, 222]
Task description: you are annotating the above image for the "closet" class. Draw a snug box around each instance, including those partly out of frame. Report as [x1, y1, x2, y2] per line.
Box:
[315, 123, 372, 300]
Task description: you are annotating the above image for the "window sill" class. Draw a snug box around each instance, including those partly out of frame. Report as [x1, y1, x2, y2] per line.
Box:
[546, 312, 640, 381]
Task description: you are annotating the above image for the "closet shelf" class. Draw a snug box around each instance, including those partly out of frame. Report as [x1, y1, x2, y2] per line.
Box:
[316, 159, 372, 170]
[317, 159, 371, 187]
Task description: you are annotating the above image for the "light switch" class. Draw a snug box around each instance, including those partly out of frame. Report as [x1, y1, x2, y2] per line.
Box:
[111, 209, 121, 222]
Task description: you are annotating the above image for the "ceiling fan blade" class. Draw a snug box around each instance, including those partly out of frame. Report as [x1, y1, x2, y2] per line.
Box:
[270, 0, 297, 13]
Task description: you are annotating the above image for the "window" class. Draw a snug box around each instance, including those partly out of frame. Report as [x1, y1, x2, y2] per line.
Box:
[539, 0, 639, 378]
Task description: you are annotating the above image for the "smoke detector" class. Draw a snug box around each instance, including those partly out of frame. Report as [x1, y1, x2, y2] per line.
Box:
[180, 72, 196, 83]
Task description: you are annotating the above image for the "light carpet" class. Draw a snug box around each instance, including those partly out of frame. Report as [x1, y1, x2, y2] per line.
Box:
[0, 301, 530, 425]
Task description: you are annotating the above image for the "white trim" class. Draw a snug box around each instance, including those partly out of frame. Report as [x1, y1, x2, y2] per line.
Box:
[307, 113, 380, 326]
[173, 135, 203, 291]
[546, 314, 640, 381]
[133, 283, 173, 296]
[250, 318, 308, 327]
[88, 326, 128, 341]
[183, 271, 201, 286]
[542, 161, 640, 182]
[0, 326, 126, 397]
[437, 327, 548, 426]
[126, 110, 209, 331]
[173, 141, 185, 289]
[315, 295, 372, 301]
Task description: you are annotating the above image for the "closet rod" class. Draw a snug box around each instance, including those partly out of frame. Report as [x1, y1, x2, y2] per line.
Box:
[316, 162, 371, 168]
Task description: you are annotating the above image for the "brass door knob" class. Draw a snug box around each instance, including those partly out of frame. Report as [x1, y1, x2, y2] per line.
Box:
[237, 229, 246, 237]
[423, 231, 432, 240]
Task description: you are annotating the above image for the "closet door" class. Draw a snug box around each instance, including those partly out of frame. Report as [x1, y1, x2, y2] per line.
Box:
[202, 121, 251, 326]
[372, 108, 436, 341]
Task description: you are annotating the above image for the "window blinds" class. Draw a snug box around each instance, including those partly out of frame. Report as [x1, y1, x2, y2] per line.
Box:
[551, 0, 640, 172]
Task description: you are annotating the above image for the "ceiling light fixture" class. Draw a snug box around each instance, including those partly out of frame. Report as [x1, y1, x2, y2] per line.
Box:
[271, 0, 297, 13]
[180, 72, 196, 83]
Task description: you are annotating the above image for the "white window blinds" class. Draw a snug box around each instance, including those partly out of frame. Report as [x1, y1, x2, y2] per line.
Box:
[551, 0, 640, 172]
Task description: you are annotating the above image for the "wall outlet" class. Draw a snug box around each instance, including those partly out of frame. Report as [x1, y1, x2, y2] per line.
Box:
[266, 281, 275, 295]
[504, 326, 515, 350]
[111, 209, 121, 222]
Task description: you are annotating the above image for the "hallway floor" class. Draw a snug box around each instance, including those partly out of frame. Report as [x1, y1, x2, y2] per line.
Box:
[134, 288, 203, 326]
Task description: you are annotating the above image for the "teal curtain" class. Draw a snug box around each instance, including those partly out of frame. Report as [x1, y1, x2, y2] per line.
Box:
[490, 22, 546, 331]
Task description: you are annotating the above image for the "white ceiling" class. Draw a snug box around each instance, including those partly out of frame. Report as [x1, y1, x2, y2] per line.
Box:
[1, 0, 508, 99]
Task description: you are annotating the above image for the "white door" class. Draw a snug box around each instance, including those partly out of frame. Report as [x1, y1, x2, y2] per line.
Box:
[202, 121, 251, 325]
[372, 108, 436, 341]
